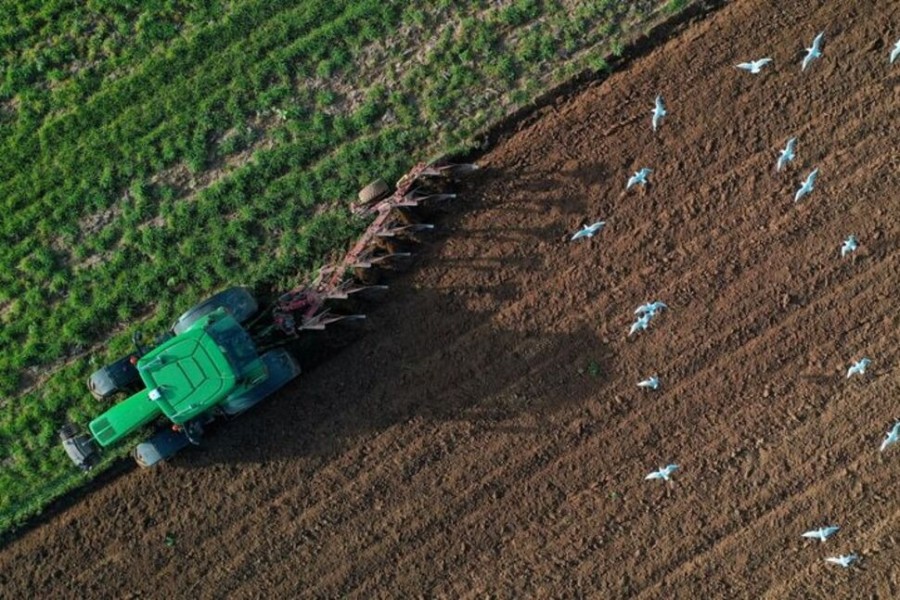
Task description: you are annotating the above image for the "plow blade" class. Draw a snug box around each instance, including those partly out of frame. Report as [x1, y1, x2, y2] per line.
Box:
[376, 224, 435, 238]
[324, 284, 389, 300]
[298, 313, 366, 331]
[352, 252, 412, 269]
[397, 193, 456, 208]
[417, 163, 480, 179]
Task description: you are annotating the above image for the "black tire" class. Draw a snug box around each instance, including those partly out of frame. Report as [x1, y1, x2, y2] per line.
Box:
[358, 179, 390, 204]
[219, 349, 301, 416]
[87, 354, 140, 400]
[172, 286, 258, 335]
[133, 427, 192, 468]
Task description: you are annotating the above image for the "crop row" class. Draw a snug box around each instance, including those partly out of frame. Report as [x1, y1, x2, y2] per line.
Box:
[0, 0, 685, 536]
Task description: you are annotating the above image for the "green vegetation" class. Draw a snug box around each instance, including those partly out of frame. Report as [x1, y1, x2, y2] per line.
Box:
[0, 0, 693, 536]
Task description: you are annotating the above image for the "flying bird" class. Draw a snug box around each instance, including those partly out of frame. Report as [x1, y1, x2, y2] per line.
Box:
[794, 168, 819, 202]
[802, 32, 825, 71]
[890, 39, 900, 64]
[879, 422, 899, 452]
[645, 464, 679, 481]
[638, 376, 660, 390]
[652, 95, 667, 131]
[776, 138, 797, 171]
[840, 235, 858, 257]
[736, 58, 773, 74]
[571, 221, 606, 241]
[825, 554, 858, 568]
[627, 168, 652, 190]
[802, 526, 840, 542]
[629, 313, 652, 336]
[846, 357, 871, 379]
[635, 301, 668, 317]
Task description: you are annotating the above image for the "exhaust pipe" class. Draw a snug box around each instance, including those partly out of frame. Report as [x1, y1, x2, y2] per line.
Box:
[59, 423, 100, 471]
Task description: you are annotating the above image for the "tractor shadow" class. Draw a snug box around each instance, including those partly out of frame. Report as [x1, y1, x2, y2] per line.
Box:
[177, 166, 616, 468]
[182, 287, 615, 468]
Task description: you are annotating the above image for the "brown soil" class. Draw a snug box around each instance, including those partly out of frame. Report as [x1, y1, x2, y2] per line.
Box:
[2, 0, 899, 597]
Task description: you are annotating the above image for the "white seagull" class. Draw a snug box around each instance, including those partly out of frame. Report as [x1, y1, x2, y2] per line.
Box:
[879, 422, 900, 452]
[571, 221, 606, 241]
[776, 138, 797, 172]
[645, 464, 679, 481]
[840, 235, 858, 258]
[629, 313, 652, 336]
[652, 95, 667, 131]
[627, 168, 652, 190]
[736, 58, 773, 74]
[638, 376, 660, 390]
[635, 301, 668, 317]
[802, 525, 840, 542]
[825, 554, 858, 568]
[846, 357, 871, 379]
[794, 168, 819, 202]
[802, 32, 825, 71]
[890, 39, 900, 64]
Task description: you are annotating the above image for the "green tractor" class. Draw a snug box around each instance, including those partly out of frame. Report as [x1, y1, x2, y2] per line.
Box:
[59, 161, 477, 470]
[60, 287, 301, 469]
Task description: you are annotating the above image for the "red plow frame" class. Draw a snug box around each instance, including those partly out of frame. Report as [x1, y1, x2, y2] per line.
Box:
[271, 162, 478, 336]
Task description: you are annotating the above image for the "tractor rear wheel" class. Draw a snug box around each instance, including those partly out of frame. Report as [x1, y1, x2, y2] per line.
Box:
[219, 349, 301, 416]
[172, 286, 258, 335]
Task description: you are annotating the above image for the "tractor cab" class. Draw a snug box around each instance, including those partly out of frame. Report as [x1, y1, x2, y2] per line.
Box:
[87, 309, 262, 449]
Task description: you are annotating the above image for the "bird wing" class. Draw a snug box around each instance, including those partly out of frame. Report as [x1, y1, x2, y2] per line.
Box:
[655, 95, 664, 111]
[801, 531, 819, 538]
[812, 32, 825, 52]
[823, 526, 839, 537]
[824, 557, 842, 565]
[787, 138, 796, 152]
[645, 471, 662, 480]
[892, 45, 900, 64]
[736, 62, 754, 71]
[802, 53, 813, 71]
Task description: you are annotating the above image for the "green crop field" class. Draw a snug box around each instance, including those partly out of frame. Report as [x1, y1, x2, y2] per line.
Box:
[0, 0, 691, 536]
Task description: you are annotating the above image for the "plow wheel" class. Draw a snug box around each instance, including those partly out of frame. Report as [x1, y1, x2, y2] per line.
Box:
[358, 179, 390, 205]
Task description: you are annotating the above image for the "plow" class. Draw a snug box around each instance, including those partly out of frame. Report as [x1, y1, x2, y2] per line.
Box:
[61, 161, 477, 470]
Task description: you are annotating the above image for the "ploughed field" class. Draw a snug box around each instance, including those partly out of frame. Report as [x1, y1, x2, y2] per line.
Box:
[2, 0, 898, 596]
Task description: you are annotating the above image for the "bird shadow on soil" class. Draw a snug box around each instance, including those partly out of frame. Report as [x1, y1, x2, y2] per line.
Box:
[172, 184, 615, 469]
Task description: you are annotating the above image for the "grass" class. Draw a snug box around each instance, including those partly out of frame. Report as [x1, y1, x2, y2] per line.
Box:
[0, 0, 697, 538]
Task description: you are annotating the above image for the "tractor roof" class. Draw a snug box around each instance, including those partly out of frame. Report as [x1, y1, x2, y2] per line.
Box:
[136, 311, 240, 423]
